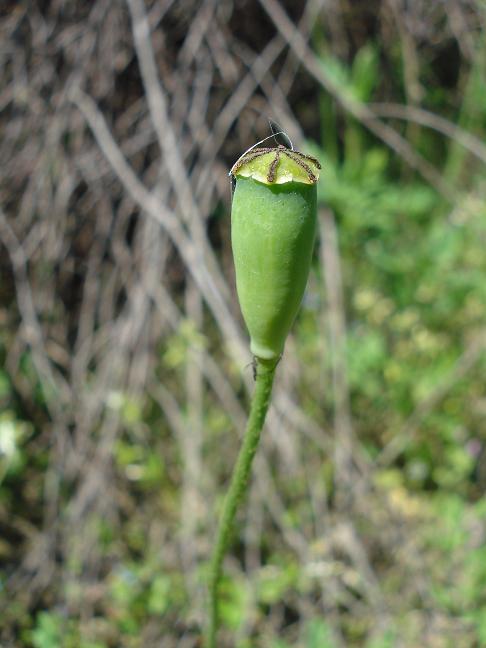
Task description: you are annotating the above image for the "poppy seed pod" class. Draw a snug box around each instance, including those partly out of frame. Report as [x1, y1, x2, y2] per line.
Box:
[230, 145, 321, 361]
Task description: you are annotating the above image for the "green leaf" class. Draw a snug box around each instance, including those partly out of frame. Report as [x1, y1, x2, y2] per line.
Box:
[305, 619, 336, 648]
[351, 45, 379, 101]
[31, 612, 63, 648]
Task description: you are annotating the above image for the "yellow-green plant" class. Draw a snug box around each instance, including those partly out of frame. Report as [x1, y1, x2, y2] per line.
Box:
[206, 136, 321, 647]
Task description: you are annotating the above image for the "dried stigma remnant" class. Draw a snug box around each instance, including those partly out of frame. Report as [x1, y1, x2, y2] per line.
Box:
[230, 144, 322, 185]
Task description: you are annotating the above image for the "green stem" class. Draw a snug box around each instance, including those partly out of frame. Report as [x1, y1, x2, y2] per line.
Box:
[206, 358, 277, 648]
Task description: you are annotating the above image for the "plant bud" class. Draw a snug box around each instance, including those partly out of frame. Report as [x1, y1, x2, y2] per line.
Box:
[230, 145, 321, 361]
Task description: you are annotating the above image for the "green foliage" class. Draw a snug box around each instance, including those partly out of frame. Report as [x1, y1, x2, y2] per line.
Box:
[256, 563, 299, 605]
[305, 619, 336, 648]
[30, 612, 107, 648]
[268, 619, 336, 648]
[31, 612, 63, 648]
[219, 575, 250, 630]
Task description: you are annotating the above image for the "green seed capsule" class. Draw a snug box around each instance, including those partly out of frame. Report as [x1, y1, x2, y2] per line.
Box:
[230, 144, 321, 361]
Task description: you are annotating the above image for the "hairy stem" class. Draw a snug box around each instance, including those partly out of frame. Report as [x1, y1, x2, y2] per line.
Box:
[206, 358, 277, 648]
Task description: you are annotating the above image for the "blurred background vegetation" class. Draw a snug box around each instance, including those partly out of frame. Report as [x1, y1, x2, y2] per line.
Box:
[1, 0, 486, 646]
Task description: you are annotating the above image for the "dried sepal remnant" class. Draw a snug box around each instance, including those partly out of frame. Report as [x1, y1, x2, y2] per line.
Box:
[230, 145, 321, 185]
